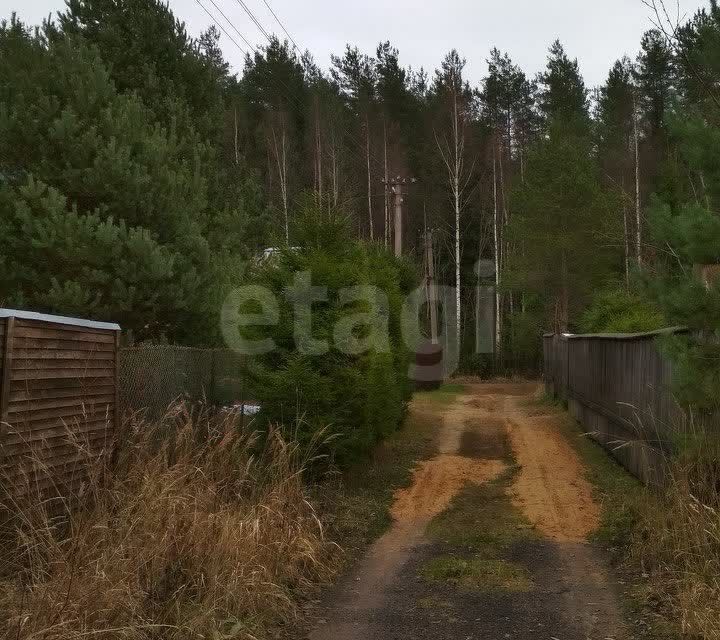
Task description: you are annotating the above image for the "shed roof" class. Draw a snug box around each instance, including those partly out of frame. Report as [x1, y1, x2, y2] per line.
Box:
[0, 308, 120, 331]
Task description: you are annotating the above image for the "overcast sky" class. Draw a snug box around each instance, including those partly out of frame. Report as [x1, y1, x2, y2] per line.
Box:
[4, 0, 710, 88]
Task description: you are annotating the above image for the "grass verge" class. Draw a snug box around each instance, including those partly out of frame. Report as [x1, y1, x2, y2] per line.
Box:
[529, 394, 698, 639]
[426, 468, 537, 555]
[0, 404, 337, 640]
[421, 449, 537, 595]
[0, 383, 461, 640]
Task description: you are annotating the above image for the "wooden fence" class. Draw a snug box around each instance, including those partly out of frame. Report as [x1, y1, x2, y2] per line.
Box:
[543, 328, 688, 485]
[0, 309, 250, 500]
[0, 309, 121, 498]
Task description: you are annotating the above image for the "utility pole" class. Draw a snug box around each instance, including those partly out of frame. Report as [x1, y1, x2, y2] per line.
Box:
[393, 182, 403, 257]
[425, 229, 438, 344]
[383, 176, 415, 258]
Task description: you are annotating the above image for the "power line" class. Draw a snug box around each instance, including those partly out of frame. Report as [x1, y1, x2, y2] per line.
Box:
[194, 0, 248, 55]
[261, 0, 300, 52]
[232, 0, 273, 44]
[205, 0, 256, 52]
[198, 0, 395, 229]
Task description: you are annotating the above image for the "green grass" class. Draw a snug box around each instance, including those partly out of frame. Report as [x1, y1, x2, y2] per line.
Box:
[426, 467, 538, 555]
[417, 595, 455, 610]
[419, 439, 537, 595]
[421, 555, 533, 592]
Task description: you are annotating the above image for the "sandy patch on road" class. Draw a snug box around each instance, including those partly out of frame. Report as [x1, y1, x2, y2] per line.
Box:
[391, 393, 507, 524]
[391, 455, 506, 523]
[506, 413, 600, 542]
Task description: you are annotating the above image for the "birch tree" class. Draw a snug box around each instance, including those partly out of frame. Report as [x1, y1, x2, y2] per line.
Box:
[431, 50, 475, 348]
[633, 94, 642, 267]
[492, 144, 501, 350]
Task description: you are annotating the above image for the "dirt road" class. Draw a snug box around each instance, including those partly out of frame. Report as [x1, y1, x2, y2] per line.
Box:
[309, 382, 627, 640]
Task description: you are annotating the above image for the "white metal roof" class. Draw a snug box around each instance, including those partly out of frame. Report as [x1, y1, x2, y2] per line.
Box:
[0, 308, 121, 331]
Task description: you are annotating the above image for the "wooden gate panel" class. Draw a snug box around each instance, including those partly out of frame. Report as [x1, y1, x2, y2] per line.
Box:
[0, 310, 120, 499]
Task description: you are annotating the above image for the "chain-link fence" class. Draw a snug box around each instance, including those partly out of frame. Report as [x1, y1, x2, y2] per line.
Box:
[119, 346, 247, 419]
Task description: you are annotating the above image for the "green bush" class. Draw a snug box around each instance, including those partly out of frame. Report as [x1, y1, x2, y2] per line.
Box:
[242, 204, 418, 465]
[578, 286, 666, 334]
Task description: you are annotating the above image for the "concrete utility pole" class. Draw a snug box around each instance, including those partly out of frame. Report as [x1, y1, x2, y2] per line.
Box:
[393, 183, 403, 257]
[425, 229, 439, 344]
[383, 176, 415, 257]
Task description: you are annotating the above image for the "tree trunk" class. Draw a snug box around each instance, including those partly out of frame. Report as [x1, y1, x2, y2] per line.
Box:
[365, 114, 373, 241]
[499, 140, 511, 324]
[433, 73, 469, 353]
[383, 118, 389, 247]
[234, 106, 240, 166]
[492, 146, 501, 354]
[329, 128, 339, 209]
[633, 96, 642, 267]
[623, 201, 631, 289]
[270, 119, 289, 243]
[452, 91, 462, 351]
[314, 97, 323, 201]
[559, 249, 569, 333]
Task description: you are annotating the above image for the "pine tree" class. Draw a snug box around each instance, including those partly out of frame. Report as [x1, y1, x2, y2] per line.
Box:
[376, 41, 415, 244]
[537, 40, 590, 132]
[676, 2, 720, 109]
[0, 16, 260, 343]
[59, 0, 227, 140]
[645, 102, 720, 411]
[506, 124, 620, 331]
[596, 57, 639, 281]
[331, 46, 378, 239]
[240, 38, 307, 242]
[635, 29, 675, 137]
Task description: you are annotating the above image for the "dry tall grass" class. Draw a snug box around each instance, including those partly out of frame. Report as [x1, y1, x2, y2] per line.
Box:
[631, 435, 720, 639]
[0, 404, 339, 640]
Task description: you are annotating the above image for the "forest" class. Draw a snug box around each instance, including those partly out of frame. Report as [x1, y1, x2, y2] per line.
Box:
[6, 2, 720, 639]
[4, 0, 720, 370]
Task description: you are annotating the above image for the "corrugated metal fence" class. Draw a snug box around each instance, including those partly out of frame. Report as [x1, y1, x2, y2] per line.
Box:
[543, 328, 688, 485]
